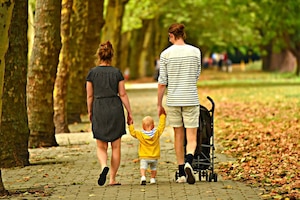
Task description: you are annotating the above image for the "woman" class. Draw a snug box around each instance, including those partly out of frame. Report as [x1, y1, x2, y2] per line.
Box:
[86, 41, 133, 186]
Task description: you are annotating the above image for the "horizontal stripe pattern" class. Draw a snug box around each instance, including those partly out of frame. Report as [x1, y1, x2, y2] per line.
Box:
[159, 44, 201, 106]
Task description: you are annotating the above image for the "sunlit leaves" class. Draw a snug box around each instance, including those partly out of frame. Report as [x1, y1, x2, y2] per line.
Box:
[122, 0, 162, 32]
[214, 85, 300, 199]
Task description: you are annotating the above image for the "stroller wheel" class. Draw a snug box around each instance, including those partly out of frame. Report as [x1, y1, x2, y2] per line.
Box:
[214, 173, 218, 182]
[175, 171, 179, 180]
[208, 173, 214, 182]
[205, 172, 209, 182]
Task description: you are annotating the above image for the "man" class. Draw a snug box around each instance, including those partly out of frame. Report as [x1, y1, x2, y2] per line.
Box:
[157, 23, 201, 184]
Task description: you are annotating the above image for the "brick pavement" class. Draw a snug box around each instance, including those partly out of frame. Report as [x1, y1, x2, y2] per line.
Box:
[2, 132, 262, 200]
[1, 84, 262, 199]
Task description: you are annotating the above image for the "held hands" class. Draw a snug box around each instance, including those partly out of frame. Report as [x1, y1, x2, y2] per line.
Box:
[157, 105, 166, 116]
[127, 112, 133, 125]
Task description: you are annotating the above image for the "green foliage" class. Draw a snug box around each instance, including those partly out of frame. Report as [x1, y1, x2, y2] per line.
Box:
[122, 0, 162, 32]
[123, 0, 299, 60]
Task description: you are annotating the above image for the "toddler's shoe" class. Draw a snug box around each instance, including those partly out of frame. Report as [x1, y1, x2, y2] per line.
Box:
[150, 178, 156, 184]
[140, 176, 146, 185]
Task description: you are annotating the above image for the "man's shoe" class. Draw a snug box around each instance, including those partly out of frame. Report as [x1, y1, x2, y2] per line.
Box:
[175, 176, 186, 183]
[140, 176, 146, 185]
[184, 163, 196, 184]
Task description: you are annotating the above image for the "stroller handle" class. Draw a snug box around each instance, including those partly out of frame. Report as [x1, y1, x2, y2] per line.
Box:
[207, 96, 215, 112]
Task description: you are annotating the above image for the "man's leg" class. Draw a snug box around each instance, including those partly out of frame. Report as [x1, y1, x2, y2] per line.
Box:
[174, 127, 187, 182]
[185, 127, 197, 163]
[174, 126, 185, 165]
[184, 128, 197, 184]
[183, 105, 199, 184]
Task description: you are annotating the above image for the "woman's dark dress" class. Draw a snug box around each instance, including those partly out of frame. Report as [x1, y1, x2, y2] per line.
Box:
[86, 66, 126, 142]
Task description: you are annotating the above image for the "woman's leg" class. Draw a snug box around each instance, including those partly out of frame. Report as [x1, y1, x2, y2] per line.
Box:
[96, 139, 108, 170]
[109, 138, 121, 184]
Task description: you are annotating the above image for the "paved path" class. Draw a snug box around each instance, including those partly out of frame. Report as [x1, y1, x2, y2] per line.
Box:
[1, 84, 262, 200]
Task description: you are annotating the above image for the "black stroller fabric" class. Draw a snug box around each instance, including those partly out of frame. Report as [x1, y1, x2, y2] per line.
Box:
[184, 105, 213, 169]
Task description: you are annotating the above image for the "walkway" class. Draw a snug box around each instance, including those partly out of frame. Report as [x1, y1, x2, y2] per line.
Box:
[1, 83, 262, 200]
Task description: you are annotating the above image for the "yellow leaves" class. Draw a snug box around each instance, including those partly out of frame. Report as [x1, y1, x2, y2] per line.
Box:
[216, 99, 300, 199]
[222, 185, 233, 189]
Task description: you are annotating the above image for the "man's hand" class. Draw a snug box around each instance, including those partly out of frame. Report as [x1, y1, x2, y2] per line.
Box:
[158, 105, 166, 116]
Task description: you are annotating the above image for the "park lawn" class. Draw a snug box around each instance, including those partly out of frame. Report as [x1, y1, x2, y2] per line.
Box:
[198, 66, 300, 200]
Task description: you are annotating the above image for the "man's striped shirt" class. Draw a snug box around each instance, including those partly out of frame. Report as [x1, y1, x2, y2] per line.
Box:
[158, 44, 201, 106]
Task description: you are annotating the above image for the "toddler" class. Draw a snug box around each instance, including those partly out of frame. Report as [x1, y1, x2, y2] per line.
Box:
[128, 112, 166, 185]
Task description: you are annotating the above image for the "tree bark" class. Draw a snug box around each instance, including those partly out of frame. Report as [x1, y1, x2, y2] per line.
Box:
[101, 0, 129, 68]
[27, 0, 61, 147]
[268, 49, 296, 72]
[67, 0, 88, 124]
[54, 0, 73, 133]
[139, 19, 156, 78]
[0, 0, 14, 196]
[1, 0, 30, 168]
[128, 28, 144, 79]
[82, 0, 105, 114]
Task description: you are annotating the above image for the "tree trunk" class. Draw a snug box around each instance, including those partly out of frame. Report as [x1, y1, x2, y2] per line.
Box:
[67, 0, 88, 124]
[101, 0, 129, 69]
[139, 19, 156, 78]
[268, 49, 296, 72]
[81, 0, 105, 114]
[288, 42, 300, 76]
[27, 0, 61, 147]
[0, 0, 14, 196]
[28, 2, 34, 59]
[128, 27, 145, 79]
[0, 170, 8, 196]
[261, 43, 273, 71]
[120, 31, 131, 75]
[295, 56, 300, 76]
[1, 0, 30, 168]
[54, 0, 73, 133]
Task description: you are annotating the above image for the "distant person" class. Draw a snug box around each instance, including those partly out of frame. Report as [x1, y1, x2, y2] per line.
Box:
[86, 41, 133, 186]
[124, 68, 130, 81]
[128, 111, 166, 185]
[157, 23, 201, 184]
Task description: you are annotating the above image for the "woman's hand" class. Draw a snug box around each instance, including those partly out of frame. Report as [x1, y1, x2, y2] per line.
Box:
[127, 112, 133, 125]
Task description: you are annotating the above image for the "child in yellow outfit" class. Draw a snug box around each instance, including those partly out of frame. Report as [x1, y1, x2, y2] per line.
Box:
[128, 112, 166, 185]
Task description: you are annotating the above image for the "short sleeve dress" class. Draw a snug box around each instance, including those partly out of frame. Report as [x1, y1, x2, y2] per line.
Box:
[86, 66, 126, 142]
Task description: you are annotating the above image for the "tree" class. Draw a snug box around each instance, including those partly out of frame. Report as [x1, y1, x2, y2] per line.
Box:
[101, 0, 129, 68]
[67, 0, 88, 124]
[0, 0, 14, 196]
[27, 0, 62, 147]
[121, 0, 165, 78]
[82, 0, 105, 114]
[54, 0, 73, 133]
[1, 0, 29, 167]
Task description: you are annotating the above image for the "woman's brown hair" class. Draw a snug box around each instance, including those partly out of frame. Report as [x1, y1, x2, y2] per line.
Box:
[95, 41, 114, 65]
[168, 23, 186, 40]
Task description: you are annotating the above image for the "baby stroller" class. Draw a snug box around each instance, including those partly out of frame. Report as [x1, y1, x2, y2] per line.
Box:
[175, 96, 218, 182]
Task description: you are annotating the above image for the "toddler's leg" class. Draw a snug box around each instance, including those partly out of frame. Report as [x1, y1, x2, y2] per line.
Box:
[149, 160, 157, 184]
[150, 170, 157, 178]
[140, 159, 147, 185]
